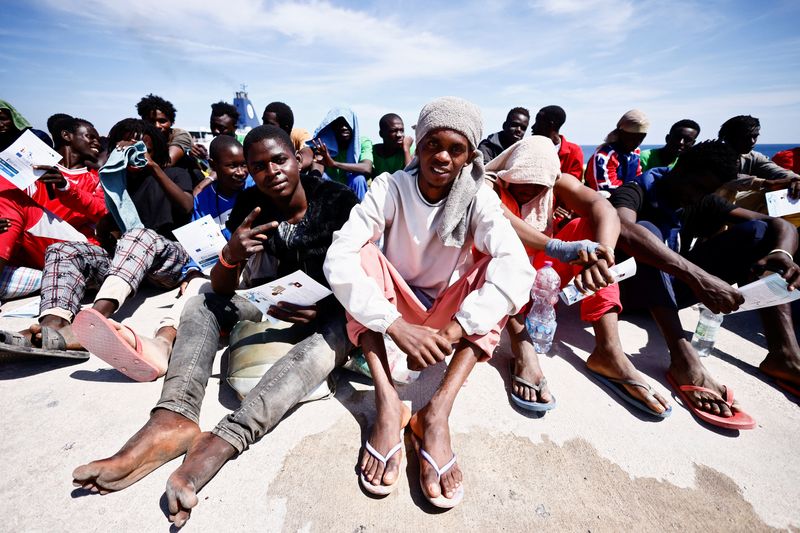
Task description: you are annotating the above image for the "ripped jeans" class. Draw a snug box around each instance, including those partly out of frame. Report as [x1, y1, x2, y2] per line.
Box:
[154, 292, 351, 453]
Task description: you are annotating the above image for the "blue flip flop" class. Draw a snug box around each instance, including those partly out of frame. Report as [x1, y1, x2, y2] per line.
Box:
[589, 369, 671, 419]
[509, 361, 557, 412]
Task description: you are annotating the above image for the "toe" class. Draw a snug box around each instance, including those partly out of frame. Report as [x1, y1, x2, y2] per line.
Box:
[371, 459, 386, 487]
[383, 448, 402, 485]
[170, 509, 191, 528]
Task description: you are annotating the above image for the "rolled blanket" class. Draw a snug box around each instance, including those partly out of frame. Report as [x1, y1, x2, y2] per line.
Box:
[99, 141, 147, 233]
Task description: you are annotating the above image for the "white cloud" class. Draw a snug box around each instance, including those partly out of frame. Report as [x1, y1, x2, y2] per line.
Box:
[38, 0, 499, 84]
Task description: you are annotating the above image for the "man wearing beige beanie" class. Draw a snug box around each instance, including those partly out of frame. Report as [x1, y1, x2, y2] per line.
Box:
[586, 109, 650, 192]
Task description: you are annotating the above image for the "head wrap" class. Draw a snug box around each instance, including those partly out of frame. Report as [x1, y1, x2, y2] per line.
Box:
[486, 136, 560, 234]
[405, 96, 484, 248]
[0, 99, 32, 132]
[604, 109, 650, 143]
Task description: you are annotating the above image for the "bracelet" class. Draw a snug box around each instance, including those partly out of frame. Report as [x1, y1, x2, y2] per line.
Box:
[218, 249, 240, 269]
[768, 249, 795, 262]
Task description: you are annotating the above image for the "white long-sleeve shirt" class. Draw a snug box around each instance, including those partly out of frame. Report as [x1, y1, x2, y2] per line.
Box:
[323, 170, 535, 336]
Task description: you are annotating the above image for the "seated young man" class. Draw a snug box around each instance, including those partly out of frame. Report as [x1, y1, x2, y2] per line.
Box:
[73, 135, 254, 376]
[0, 99, 53, 151]
[585, 109, 649, 192]
[371, 113, 413, 178]
[136, 94, 193, 168]
[310, 107, 373, 200]
[611, 140, 800, 429]
[262, 101, 311, 152]
[530, 105, 584, 180]
[716, 115, 800, 212]
[8, 119, 193, 358]
[324, 97, 535, 507]
[477, 106, 529, 163]
[639, 119, 700, 171]
[0, 117, 105, 301]
[530, 105, 585, 230]
[484, 136, 669, 416]
[72, 125, 358, 528]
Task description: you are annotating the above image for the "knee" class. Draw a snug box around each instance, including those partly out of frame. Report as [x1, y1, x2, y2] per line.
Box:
[118, 228, 158, 246]
[44, 242, 79, 264]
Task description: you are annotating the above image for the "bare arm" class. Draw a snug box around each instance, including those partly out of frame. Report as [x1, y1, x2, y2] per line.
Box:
[499, 201, 550, 251]
[313, 139, 373, 176]
[167, 145, 184, 167]
[149, 161, 193, 214]
[210, 207, 278, 295]
[556, 173, 619, 249]
[724, 207, 800, 288]
[615, 207, 744, 313]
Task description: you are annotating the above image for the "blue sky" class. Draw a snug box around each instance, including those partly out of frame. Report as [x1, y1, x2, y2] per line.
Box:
[2, 0, 799, 144]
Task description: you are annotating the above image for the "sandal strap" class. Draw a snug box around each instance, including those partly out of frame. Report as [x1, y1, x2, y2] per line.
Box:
[40, 326, 66, 351]
[419, 448, 457, 479]
[364, 440, 403, 466]
[601, 375, 652, 391]
[510, 361, 547, 392]
[0, 331, 32, 348]
[512, 374, 547, 392]
[679, 384, 733, 407]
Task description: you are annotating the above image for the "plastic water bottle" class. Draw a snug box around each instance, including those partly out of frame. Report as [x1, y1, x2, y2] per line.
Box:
[690, 306, 723, 357]
[526, 261, 561, 353]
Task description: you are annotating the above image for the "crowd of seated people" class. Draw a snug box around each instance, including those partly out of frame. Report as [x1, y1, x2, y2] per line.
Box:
[0, 94, 799, 523]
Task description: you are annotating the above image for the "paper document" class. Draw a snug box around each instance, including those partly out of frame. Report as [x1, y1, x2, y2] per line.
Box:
[729, 272, 800, 314]
[238, 270, 332, 323]
[0, 129, 62, 190]
[765, 189, 800, 218]
[172, 216, 228, 273]
[560, 257, 637, 306]
[0, 297, 41, 318]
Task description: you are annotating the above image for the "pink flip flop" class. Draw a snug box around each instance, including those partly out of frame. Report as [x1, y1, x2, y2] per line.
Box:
[666, 373, 756, 430]
[73, 309, 161, 382]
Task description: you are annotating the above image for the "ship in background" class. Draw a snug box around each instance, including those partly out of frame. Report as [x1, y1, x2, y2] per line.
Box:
[188, 84, 259, 149]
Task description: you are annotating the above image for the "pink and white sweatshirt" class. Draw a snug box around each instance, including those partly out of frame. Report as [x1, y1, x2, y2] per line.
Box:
[323, 170, 535, 336]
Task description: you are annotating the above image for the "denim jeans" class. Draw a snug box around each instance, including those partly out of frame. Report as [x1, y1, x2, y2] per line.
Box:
[154, 292, 351, 453]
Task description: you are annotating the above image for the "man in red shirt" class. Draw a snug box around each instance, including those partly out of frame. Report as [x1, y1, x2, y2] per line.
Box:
[531, 105, 584, 180]
[33, 117, 106, 243]
[0, 117, 105, 298]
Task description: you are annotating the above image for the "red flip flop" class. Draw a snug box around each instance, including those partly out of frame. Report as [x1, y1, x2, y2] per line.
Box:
[73, 309, 161, 382]
[666, 373, 756, 430]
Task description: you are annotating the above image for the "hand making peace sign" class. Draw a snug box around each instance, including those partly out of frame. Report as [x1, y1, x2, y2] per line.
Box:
[221, 207, 279, 265]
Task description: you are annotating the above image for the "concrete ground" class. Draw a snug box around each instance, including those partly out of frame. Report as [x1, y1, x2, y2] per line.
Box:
[0, 287, 798, 532]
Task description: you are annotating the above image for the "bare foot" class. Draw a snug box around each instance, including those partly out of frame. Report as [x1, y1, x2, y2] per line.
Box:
[760, 351, 800, 390]
[669, 359, 735, 417]
[110, 320, 172, 375]
[165, 432, 236, 528]
[72, 409, 199, 494]
[587, 349, 670, 415]
[507, 314, 553, 403]
[360, 398, 411, 489]
[409, 409, 462, 502]
[511, 349, 553, 404]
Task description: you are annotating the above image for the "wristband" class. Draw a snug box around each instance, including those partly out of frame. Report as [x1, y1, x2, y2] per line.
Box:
[768, 249, 795, 262]
[218, 249, 240, 269]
